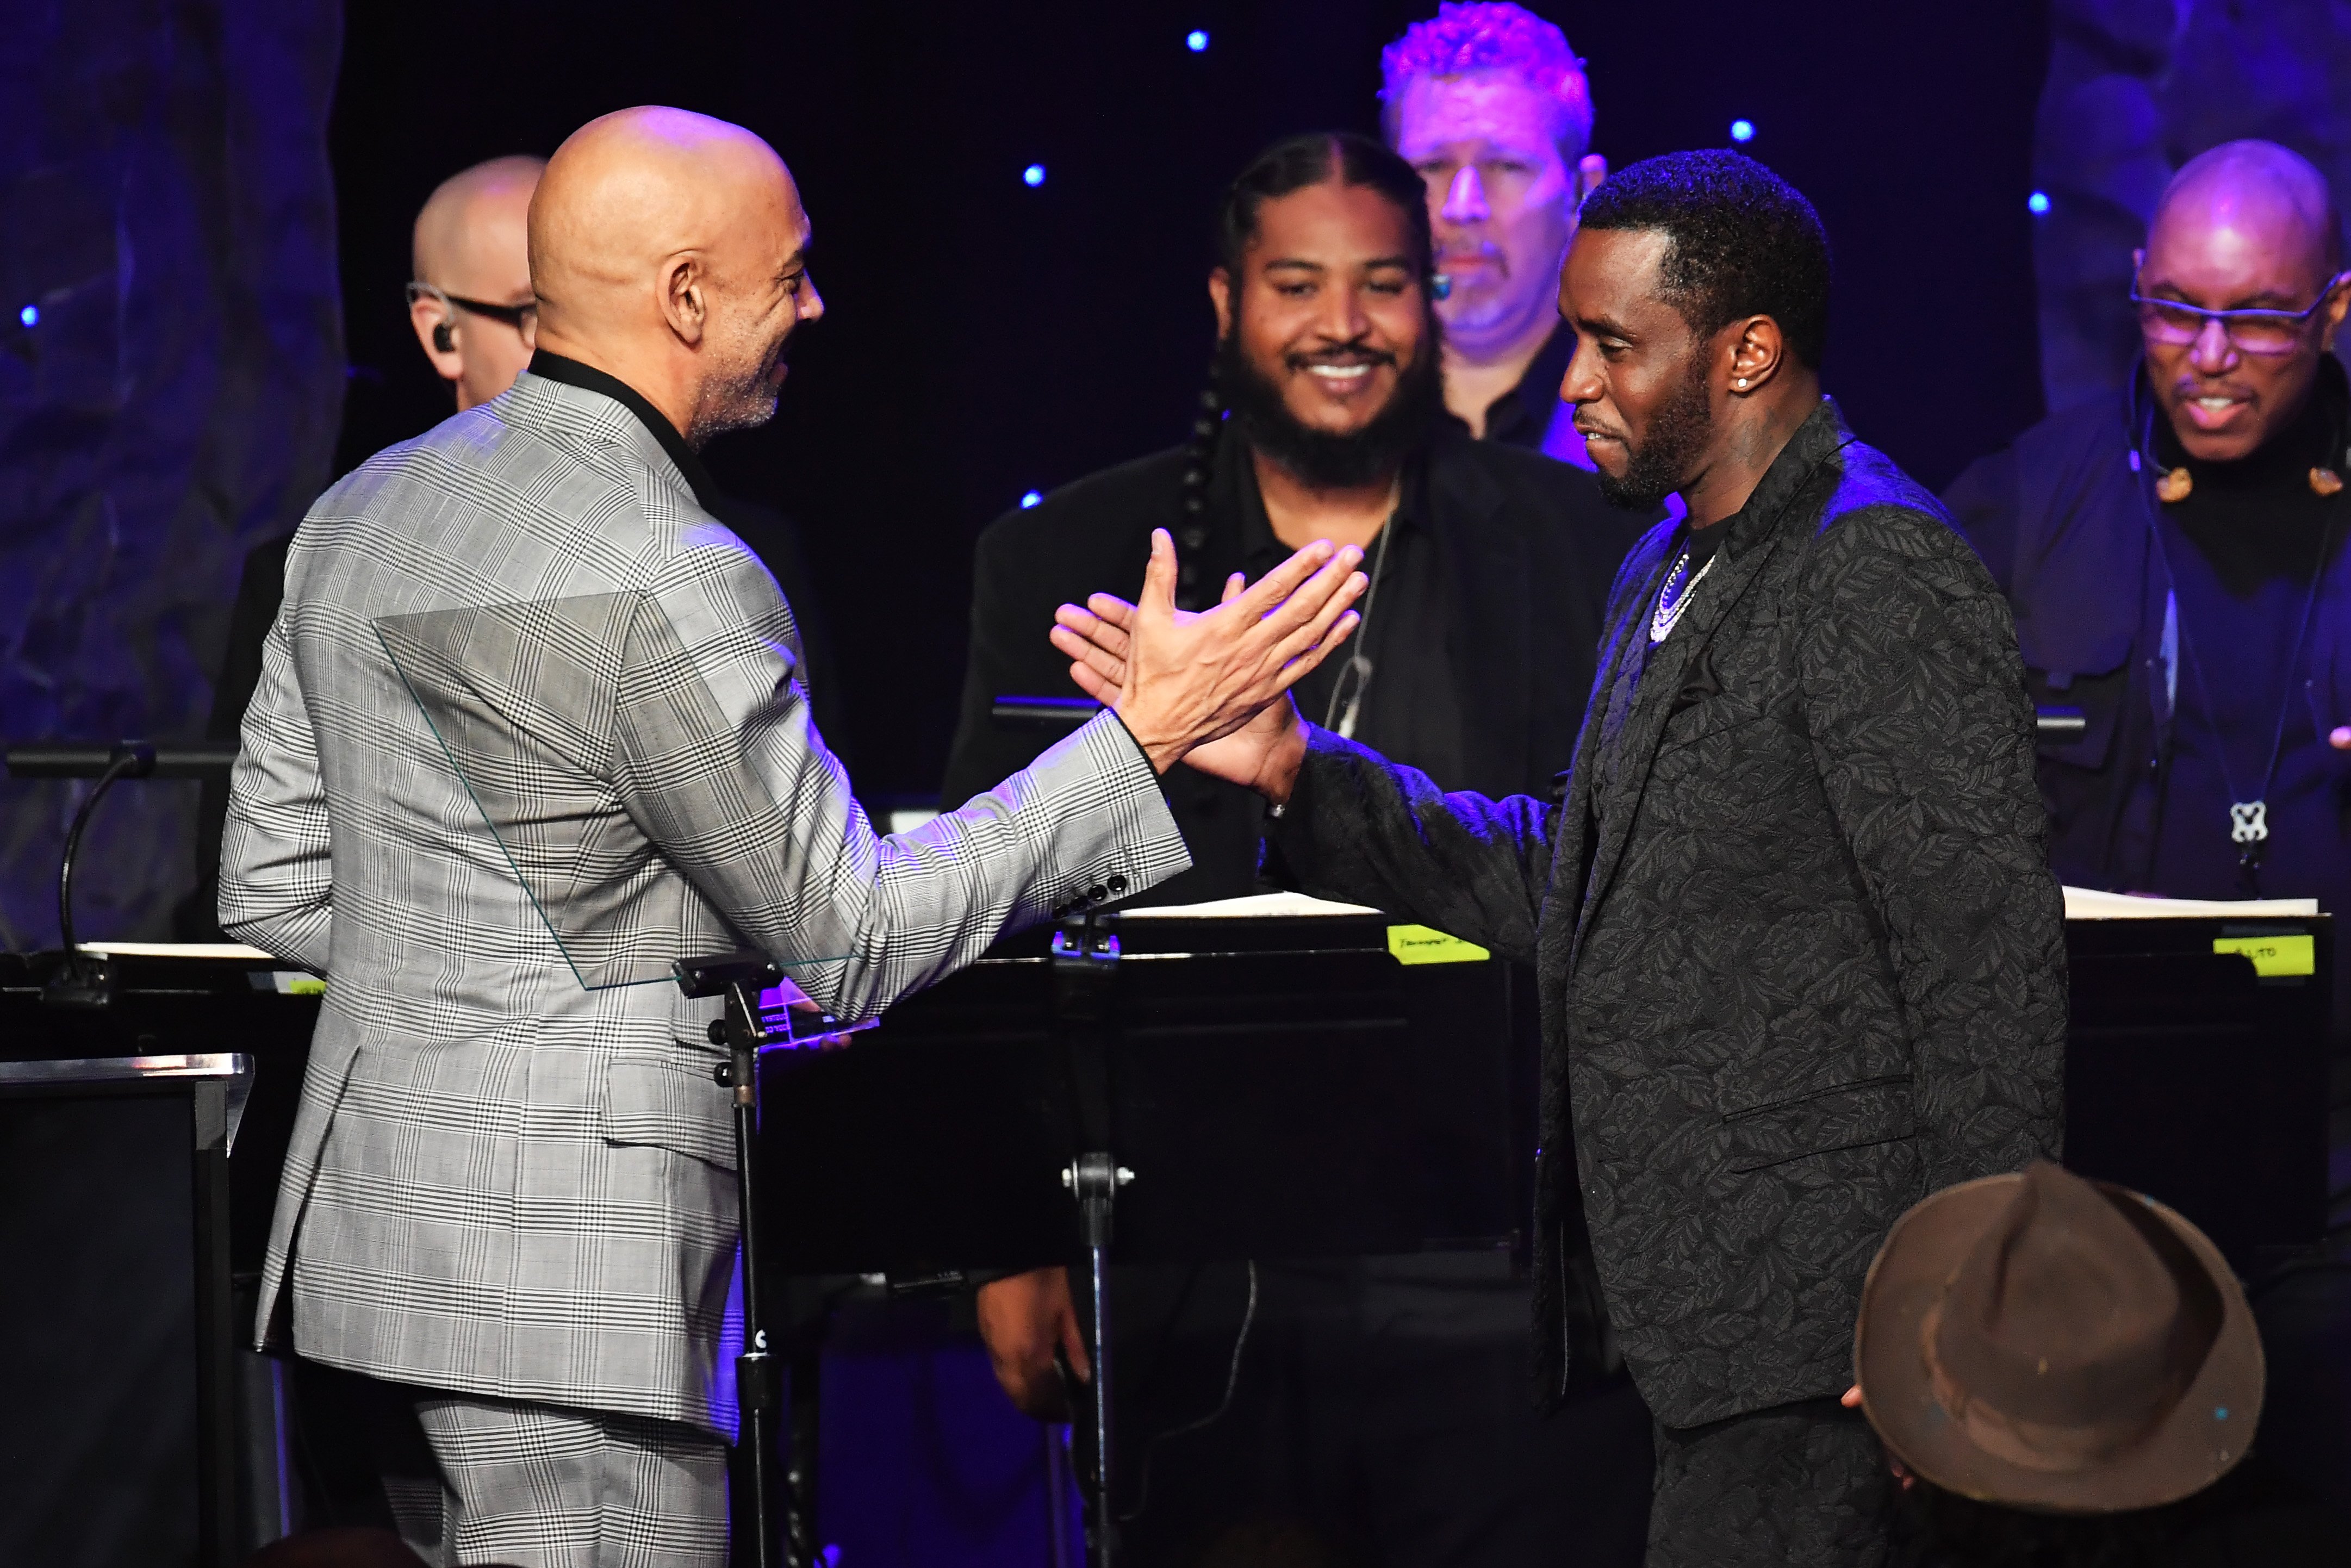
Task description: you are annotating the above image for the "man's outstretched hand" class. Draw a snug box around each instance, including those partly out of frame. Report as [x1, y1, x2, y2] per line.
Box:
[1062, 530, 1363, 776]
[1049, 557, 1318, 803]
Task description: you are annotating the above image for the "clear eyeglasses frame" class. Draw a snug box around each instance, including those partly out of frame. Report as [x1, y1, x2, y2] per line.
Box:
[2129, 270, 2351, 357]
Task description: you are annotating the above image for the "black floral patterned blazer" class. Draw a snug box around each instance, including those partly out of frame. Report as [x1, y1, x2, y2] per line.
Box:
[1265, 400, 2067, 1429]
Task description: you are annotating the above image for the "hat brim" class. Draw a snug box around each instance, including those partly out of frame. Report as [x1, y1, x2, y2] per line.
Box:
[1855, 1172, 2265, 1514]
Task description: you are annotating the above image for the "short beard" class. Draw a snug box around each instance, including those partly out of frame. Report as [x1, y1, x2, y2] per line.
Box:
[685, 319, 787, 447]
[1597, 352, 1713, 511]
[1215, 323, 1443, 490]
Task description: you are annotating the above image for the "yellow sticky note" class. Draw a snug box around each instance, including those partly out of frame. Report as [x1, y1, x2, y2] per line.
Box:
[2212, 934, 2314, 978]
[1386, 924, 1490, 966]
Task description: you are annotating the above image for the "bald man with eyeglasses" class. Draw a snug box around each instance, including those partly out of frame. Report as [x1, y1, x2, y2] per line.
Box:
[1946, 140, 2351, 979]
[405, 154, 548, 410]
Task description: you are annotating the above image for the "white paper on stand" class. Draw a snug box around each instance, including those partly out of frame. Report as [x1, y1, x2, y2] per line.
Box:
[2061, 886, 2319, 919]
[1112, 892, 1382, 920]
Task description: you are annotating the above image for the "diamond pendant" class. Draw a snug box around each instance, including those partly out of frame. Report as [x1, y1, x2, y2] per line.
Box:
[2228, 800, 2268, 844]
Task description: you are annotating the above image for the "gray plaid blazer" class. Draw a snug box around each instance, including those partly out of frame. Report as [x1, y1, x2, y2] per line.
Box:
[222, 370, 1189, 1432]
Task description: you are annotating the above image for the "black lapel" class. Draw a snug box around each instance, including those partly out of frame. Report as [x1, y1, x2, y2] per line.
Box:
[1568, 401, 1857, 963]
[1429, 439, 1533, 793]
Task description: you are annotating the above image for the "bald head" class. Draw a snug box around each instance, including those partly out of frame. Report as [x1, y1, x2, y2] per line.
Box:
[529, 107, 822, 446]
[2138, 140, 2350, 463]
[409, 155, 545, 412]
[2151, 140, 2341, 284]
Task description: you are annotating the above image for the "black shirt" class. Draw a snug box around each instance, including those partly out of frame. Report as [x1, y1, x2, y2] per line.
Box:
[2147, 375, 2351, 898]
[942, 421, 1647, 905]
[1235, 454, 1468, 788]
[1470, 323, 1578, 451]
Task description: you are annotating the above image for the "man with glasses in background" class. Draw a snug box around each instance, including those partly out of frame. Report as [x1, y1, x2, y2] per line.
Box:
[403, 154, 546, 412]
[1945, 139, 2351, 1519]
[1947, 139, 2351, 969]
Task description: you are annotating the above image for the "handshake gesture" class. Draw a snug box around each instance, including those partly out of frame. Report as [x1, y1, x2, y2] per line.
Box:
[1054, 528, 1361, 795]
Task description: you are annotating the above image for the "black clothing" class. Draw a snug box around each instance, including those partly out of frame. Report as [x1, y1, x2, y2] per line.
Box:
[947, 422, 1651, 1565]
[177, 360, 844, 937]
[1105, 1258, 1654, 1568]
[1469, 323, 1578, 452]
[1943, 362, 2351, 1023]
[1232, 457, 1465, 785]
[2148, 379, 2346, 899]
[941, 421, 1646, 905]
[1265, 400, 2068, 1429]
[1647, 1398, 1889, 1567]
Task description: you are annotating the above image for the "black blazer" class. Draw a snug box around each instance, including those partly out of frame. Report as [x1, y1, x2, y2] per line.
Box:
[1265, 402, 2068, 1427]
[941, 424, 1647, 904]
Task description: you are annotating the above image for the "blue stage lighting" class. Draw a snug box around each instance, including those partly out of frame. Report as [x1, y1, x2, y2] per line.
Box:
[16, 303, 36, 328]
[1021, 490, 1043, 508]
[2027, 190, 2051, 215]
[1728, 119, 1755, 144]
[1023, 164, 1046, 188]
[1187, 29, 1209, 51]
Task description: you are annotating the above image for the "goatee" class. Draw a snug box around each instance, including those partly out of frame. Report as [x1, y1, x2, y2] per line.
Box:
[1596, 352, 1713, 511]
[1216, 328, 1444, 490]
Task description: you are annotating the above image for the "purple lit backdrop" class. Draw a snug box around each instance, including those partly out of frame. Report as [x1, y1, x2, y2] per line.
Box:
[9, 0, 2351, 1556]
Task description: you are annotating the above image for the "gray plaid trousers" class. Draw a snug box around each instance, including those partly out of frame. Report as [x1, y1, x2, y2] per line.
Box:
[390, 1395, 730, 1568]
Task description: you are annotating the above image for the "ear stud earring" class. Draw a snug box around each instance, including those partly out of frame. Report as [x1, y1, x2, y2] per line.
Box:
[1734, 377, 1748, 389]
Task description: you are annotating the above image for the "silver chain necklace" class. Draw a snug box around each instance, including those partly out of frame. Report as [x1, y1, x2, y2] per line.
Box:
[1651, 544, 1718, 643]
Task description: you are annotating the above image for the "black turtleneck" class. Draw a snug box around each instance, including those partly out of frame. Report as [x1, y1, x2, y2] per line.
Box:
[2147, 369, 2351, 897]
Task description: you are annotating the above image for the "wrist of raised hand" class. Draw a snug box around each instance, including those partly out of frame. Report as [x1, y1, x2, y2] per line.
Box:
[1257, 714, 1308, 806]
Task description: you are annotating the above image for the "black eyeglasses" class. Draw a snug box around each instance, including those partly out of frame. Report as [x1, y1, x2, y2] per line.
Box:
[2129, 270, 2351, 357]
[406, 282, 538, 339]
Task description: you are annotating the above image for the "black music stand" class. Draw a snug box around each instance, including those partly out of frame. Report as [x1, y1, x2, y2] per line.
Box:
[673, 953, 872, 1568]
[754, 905, 1526, 1567]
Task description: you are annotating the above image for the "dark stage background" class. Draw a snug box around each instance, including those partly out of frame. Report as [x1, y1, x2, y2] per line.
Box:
[328, 0, 2053, 805]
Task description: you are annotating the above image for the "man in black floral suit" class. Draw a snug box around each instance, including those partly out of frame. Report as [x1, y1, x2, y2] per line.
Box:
[1051, 151, 2067, 1567]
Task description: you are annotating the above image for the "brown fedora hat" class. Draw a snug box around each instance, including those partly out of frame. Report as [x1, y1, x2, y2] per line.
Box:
[1855, 1160, 2263, 1514]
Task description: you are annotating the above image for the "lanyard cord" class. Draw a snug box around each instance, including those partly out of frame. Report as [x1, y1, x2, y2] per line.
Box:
[2134, 387, 2346, 883]
[1321, 506, 1399, 738]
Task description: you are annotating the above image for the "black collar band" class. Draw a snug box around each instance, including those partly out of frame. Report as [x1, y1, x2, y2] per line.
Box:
[527, 351, 722, 513]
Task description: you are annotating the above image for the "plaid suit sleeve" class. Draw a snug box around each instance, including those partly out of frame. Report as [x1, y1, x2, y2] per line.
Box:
[1794, 505, 2066, 1190]
[220, 602, 335, 973]
[613, 534, 1189, 1022]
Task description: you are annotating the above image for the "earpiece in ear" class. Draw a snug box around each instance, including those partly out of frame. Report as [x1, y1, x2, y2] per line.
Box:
[433, 322, 455, 354]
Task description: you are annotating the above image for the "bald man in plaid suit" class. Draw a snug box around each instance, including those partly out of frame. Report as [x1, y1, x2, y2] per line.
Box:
[221, 108, 1366, 1566]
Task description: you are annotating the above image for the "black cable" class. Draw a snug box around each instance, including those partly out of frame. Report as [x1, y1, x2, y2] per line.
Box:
[1117, 1260, 1258, 1525]
[56, 744, 154, 962]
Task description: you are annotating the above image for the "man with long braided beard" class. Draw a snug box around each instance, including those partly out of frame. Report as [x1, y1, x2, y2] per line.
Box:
[943, 132, 1650, 1565]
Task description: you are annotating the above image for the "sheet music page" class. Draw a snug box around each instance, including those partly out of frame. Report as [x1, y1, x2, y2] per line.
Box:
[1112, 892, 1382, 920]
[2061, 886, 2320, 919]
[77, 941, 284, 960]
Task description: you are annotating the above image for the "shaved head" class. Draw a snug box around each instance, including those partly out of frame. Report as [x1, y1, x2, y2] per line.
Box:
[2151, 140, 2342, 285]
[530, 107, 823, 447]
[413, 154, 546, 288]
[409, 155, 545, 412]
[2138, 139, 2349, 463]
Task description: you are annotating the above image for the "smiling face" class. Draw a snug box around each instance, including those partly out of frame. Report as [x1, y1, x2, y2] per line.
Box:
[1392, 71, 1578, 357]
[1557, 226, 1719, 507]
[687, 163, 825, 444]
[1210, 178, 1432, 439]
[2139, 170, 2348, 463]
